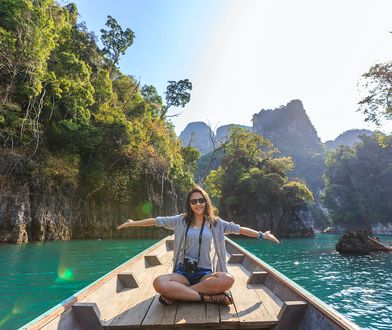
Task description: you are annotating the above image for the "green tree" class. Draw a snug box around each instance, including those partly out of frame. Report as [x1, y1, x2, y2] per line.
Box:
[142, 84, 163, 116]
[160, 79, 192, 119]
[100, 15, 135, 77]
[0, 0, 71, 152]
[359, 61, 392, 125]
[205, 128, 313, 231]
[0, 1, 197, 241]
[323, 133, 392, 229]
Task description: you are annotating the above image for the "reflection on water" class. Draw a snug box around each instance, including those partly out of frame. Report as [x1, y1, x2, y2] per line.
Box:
[233, 234, 392, 330]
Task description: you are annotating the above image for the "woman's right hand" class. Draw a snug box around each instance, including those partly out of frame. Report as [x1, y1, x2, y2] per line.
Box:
[117, 220, 134, 230]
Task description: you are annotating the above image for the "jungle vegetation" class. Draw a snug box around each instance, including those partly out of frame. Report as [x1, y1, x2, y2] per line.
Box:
[0, 0, 195, 214]
[204, 128, 314, 222]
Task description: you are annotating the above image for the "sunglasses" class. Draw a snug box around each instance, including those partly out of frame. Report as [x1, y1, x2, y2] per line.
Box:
[190, 198, 206, 205]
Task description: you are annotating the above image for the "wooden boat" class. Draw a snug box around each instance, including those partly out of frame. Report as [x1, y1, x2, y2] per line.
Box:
[22, 236, 360, 330]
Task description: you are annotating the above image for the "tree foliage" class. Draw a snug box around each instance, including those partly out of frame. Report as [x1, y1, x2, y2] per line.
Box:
[323, 133, 392, 227]
[100, 15, 135, 77]
[359, 61, 392, 125]
[0, 0, 195, 214]
[160, 79, 192, 119]
[204, 128, 313, 221]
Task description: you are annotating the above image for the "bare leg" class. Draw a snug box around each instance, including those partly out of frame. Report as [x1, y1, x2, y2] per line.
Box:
[190, 272, 234, 304]
[190, 272, 234, 294]
[153, 273, 200, 301]
[153, 272, 235, 304]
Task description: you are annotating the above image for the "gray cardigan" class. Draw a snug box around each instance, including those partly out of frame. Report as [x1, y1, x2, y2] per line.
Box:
[155, 215, 241, 273]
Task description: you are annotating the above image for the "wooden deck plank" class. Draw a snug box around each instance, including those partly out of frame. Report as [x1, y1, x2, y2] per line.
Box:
[219, 256, 240, 326]
[206, 303, 220, 324]
[142, 293, 178, 326]
[219, 299, 239, 325]
[175, 301, 206, 325]
[80, 258, 148, 323]
[252, 284, 283, 319]
[227, 264, 279, 327]
[141, 242, 178, 327]
[106, 252, 173, 327]
[80, 243, 170, 324]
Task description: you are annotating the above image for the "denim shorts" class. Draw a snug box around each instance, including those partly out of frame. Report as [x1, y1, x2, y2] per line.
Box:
[174, 263, 212, 285]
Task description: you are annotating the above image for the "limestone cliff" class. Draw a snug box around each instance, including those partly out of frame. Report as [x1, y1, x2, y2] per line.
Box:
[252, 100, 327, 229]
[252, 100, 324, 191]
[179, 122, 214, 155]
[0, 175, 177, 243]
[215, 124, 252, 144]
[221, 207, 314, 238]
[324, 129, 373, 150]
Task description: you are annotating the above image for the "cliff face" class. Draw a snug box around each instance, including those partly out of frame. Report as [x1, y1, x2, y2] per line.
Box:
[0, 182, 31, 243]
[252, 100, 324, 162]
[179, 122, 214, 155]
[222, 207, 314, 238]
[0, 175, 178, 243]
[179, 123, 252, 154]
[215, 124, 252, 144]
[325, 129, 373, 150]
[253, 100, 322, 152]
[252, 100, 327, 228]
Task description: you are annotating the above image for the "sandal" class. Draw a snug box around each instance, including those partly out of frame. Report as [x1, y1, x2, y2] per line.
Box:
[207, 291, 233, 305]
[199, 292, 205, 302]
[158, 295, 176, 305]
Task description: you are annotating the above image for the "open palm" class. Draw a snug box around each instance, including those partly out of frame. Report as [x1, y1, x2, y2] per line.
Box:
[264, 231, 280, 244]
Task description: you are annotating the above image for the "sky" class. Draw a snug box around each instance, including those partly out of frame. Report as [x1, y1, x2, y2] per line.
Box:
[70, 0, 392, 142]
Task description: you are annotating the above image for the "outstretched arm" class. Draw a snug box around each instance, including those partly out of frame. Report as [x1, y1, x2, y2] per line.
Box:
[117, 218, 156, 230]
[239, 227, 280, 244]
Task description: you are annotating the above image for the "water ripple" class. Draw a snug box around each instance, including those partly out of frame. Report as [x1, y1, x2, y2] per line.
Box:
[234, 234, 392, 330]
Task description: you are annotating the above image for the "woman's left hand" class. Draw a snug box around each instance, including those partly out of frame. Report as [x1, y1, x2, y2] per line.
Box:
[263, 231, 280, 244]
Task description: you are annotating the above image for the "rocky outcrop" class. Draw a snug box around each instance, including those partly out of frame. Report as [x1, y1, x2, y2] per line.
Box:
[179, 122, 214, 155]
[371, 223, 392, 235]
[179, 122, 252, 154]
[252, 100, 323, 153]
[215, 124, 252, 144]
[252, 100, 326, 229]
[336, 230, 392, 254]
[0, 182, 31, 243]
[0, 175, 178, 243]
[325, 129, 373, 150]
[325, 223, 392, 235]
[222, 207, 315, 238]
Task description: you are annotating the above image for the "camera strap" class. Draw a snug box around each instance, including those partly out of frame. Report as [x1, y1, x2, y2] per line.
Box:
[183, 216, 206, 263]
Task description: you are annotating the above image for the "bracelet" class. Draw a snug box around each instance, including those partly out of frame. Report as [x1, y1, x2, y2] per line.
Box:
[259, 231, 264, 239]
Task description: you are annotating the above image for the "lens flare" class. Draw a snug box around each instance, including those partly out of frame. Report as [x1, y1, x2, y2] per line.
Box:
[141, 202, 153, 215]
[12, 306, 21, 315]
[0, 315, 12, 328]
[57, 267, 74, 281]
[0, 304, 22, 327]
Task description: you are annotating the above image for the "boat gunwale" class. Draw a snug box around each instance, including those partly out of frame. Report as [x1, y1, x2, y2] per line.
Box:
[225, 236, 360, 330]
[20, 237, 167, 330]
[21, 235, 360, 330]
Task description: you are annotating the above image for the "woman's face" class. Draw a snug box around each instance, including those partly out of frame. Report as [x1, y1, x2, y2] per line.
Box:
[190, 192, 206, 217]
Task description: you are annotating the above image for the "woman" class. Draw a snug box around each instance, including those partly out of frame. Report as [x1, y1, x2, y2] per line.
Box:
[117, 185, 279, 305]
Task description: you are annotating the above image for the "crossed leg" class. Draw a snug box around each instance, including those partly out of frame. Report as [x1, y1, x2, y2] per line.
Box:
[153, 271, 234, 304]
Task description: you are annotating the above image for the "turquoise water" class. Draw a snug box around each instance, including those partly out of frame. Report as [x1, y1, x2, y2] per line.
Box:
[1, 235, 391, 329]
[233, 234, 392, 330]
[0, 239, 158, 330]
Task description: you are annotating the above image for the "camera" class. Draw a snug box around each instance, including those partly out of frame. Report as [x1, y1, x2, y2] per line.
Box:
[183, 257, 198, 273]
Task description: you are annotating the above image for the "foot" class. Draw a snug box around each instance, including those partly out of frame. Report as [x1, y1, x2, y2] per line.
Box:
[204, 291, 233, 305]
[159, 295, 176, 305]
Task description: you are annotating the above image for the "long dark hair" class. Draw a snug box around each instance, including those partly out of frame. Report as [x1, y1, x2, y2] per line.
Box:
[183, 185, 217, 226]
